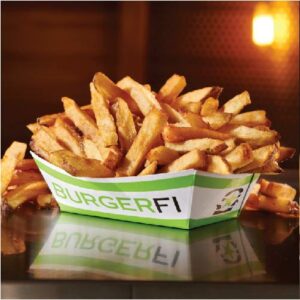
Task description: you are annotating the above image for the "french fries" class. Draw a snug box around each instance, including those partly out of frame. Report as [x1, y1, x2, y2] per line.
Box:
[16, 159, 38, 171]
[201, 97, 219, 116]
[116, 109, 167, 176]
[138, 161, 158, 176]
[165, 138, 227, 154]
[160, 149, 207, 173]
[48, 150, 114, 178]
[157, 74, 186, 103]
[9, 170, 44, 186]
[90, 82, 118, 146]
[224, 143, 253, 171]
[207, 155, 231, 174]
[222, 91, 251, 114]
[163, 125, 231, 142]
[4, 181, 49, 209]
[117, 76, 161, 116]
[202, 112, 232, 130]
[1, 142, 27, 195]
[146, 146, 180, 165]
[115, 97, 137, 151]
[229, 110, 270, 127]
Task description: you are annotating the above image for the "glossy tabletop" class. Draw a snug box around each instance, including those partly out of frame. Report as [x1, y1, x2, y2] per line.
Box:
[1, 170, 299, 299]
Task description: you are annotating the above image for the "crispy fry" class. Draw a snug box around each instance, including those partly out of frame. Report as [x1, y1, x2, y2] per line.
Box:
[37, 193, 57, 208]
[278, 146, 296, 162]
[117, 109, 167, 176]
[222, 91, 251, 115]
[26, 123, 39, 133]
[82, 138, 102, 161]
[220, 138, 236, 155]
[207, 155, 231, 174]
[90, 82, 118, 146]
[181, 112, 209, 128]
[229, 110, 270, 126]
[115, 97, 137, 151]
[224, 143, 253, 171]
[117, 76, 161, 116]
[175, 86, 222, 107]
[160, 149, 207, 173]
[201, 97, 219, 116]
[93, 72, 140, 115]
[259, 179, 296, 201]
[236, 144, 277, 173]
[177, 101, 202, 114]
[9, 170, 43, 186]
[165, 138, 227, 154]
[229, 125, 279, 148]
[53, 117, 84, 156]
[1, 142, 27, 195]
[157, 74, 186, 103]
[138, 161, 158, 176]
[161, 103, 188, 124]
[16, 159, 38, 171]
[48, 150, 114, 178]
[163, 125, 231, 143]
[146, 146, 180, 165]
[203, 112, 232, 130]
[251, 159, 283, 174]
[144, 84, 151, 91]
[257, 194, 295, 214]
[5, 181, 49, 209]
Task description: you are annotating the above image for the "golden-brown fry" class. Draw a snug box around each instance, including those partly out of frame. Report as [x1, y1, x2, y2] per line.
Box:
[257, 194, 296, 214]
[93, 72, 140, 115]
[177, 101, 202, 114]
[62, 97, 101, 144]
[117, 76, 161, 116]
[236, 144, 277, 173]
[48, 150, 114, 178]
[1, 142, 27, 195]
[115, 97, 137, 151]
[160, 149, 207, 173]
[5, 181, 49, 209]
[203, 112, 232, 130]
[259, 179, 296, 201]
[144, 84, 151, 91]
[53, 117, 84, 156]
[37, 193, 57, 208]
[16, 159, 38, 171]
[117, 109, 167, 176]
[138, 161, 158, 176]
[229, 110, 271, 126]
[181, 112, 209, 128]
[82, 138, 102, 161]
[157, 74, 186, 103]
[224, 143, 253, 171]
[277, 146, 296, 163]
[220, 138, 236, 155]
[229, 125, 279, 148]
[201, 97, 219, 116]
[9, 170, 44, 186]
[90, 82, 118, 146]
[175, 86, 222, 107]
[165, 138, 227, 154]
[222, 91, 251, 115]
[207, 155, 231, 174]
[251, 159, 283, 174]
[100, 146, 122, 170]
[26, 123, 40, 133]
[162, 125, 231, 143]
[146, 146, 180, 165]
[161, 103, 188, 124]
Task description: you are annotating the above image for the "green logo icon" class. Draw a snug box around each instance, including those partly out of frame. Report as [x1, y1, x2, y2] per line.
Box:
[213, 188, 243, 215]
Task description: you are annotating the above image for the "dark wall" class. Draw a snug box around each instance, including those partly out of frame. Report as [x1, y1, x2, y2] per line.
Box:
[2, 1, 299, 167]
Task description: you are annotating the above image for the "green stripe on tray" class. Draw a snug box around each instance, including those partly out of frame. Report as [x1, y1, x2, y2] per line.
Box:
[33, 255, 184, 280]
[34, 156, 253, 192]
[58, 203, 238, 229]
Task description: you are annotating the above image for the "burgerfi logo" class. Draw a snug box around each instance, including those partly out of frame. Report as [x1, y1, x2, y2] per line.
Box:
[51, 182, 182, 214]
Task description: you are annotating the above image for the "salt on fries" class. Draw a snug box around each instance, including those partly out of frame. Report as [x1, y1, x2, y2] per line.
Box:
[1, 72, 297, 216]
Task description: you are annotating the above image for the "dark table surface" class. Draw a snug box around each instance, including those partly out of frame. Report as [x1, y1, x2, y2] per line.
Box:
[1, 170, 299, 299]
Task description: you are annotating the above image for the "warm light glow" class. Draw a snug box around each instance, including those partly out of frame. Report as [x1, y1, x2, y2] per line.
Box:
[252, 15, 275, 46]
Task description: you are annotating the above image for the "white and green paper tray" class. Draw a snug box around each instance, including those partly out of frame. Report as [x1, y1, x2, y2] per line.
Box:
[32, 152, 259, 229]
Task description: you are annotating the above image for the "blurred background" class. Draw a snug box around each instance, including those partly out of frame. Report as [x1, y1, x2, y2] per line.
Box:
[2, 1, 299, 167]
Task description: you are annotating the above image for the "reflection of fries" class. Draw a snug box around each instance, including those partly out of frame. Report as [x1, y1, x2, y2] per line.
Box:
[1, 142, 27, 195]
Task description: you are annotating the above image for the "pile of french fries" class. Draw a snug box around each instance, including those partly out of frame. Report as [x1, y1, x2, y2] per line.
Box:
[1, 142, 57, 210]
[245, 179, 298, 217]
[0, 72, 297, 216]
[26, 72, 295, 177]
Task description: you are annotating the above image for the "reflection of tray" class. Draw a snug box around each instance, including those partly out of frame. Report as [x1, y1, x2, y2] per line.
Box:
[32, 152, 259, 229]
[29, 213, 265, 281]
